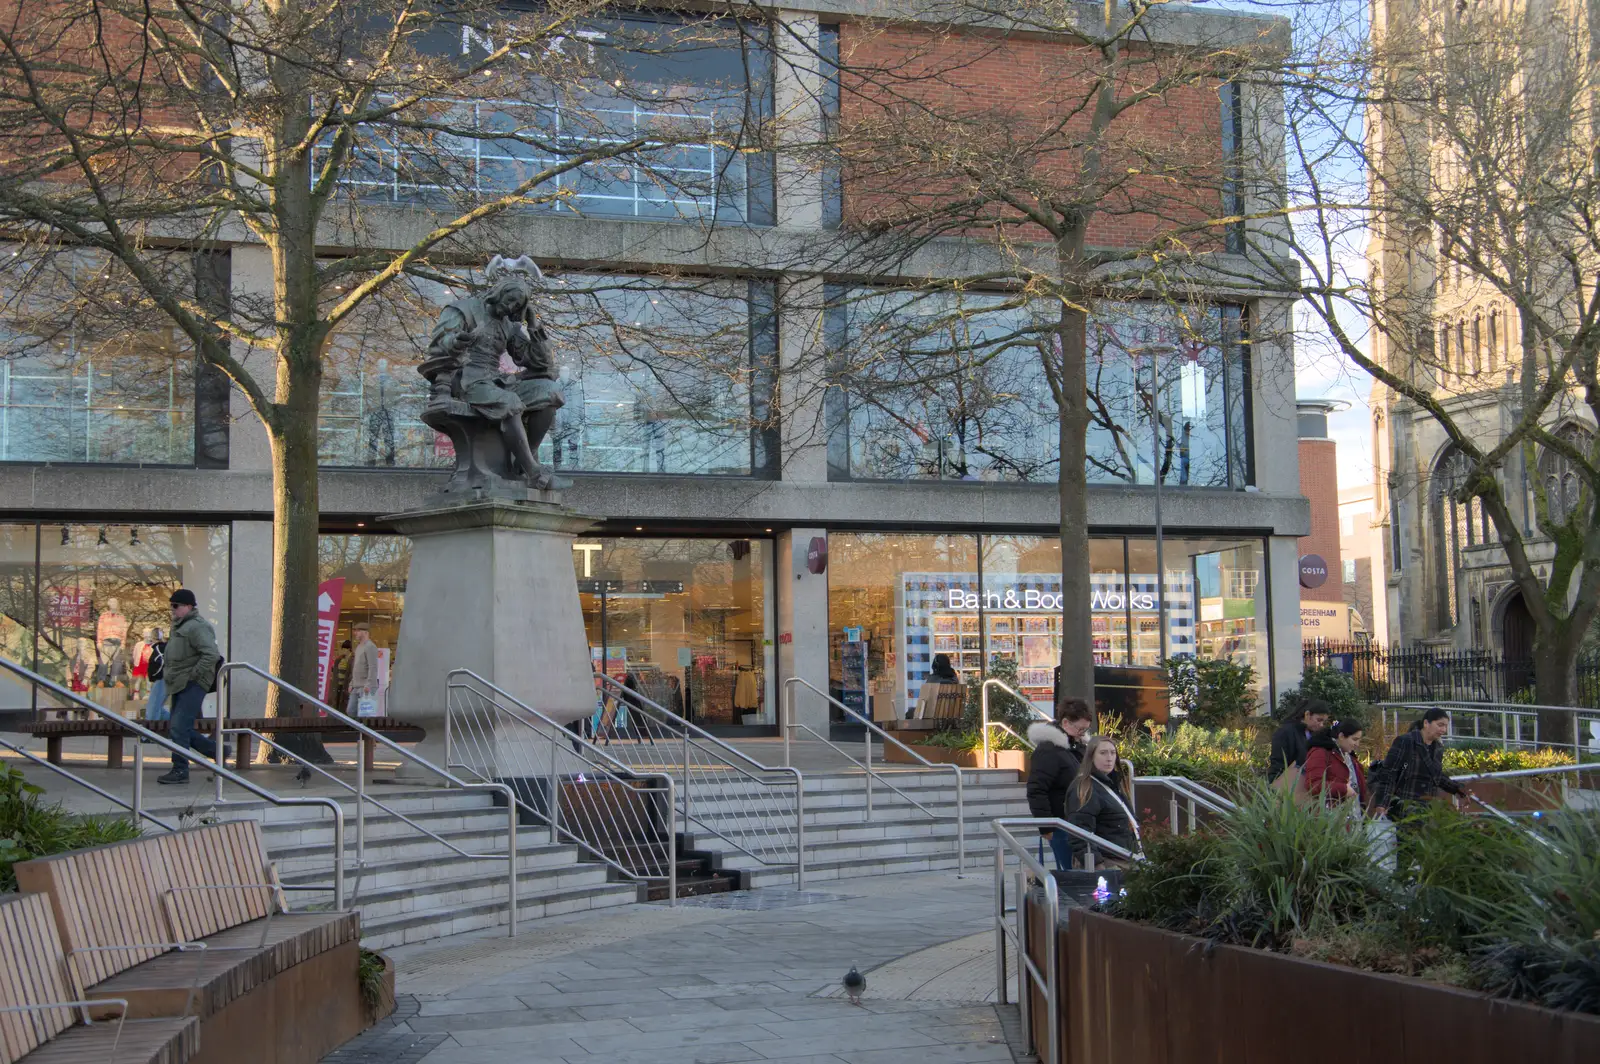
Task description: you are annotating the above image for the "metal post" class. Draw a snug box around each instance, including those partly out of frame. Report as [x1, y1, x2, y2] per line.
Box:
[1170, 794, 1181, 835]
[666, 777, 678, 908]
[1015, 868, 1030, 1050]
[795, 777, 807, 890]
[682, 728, 691, 838]
[981, 683, 991, 769]
[444, 693, 453, 770]
[782, 682, 791, 768]
[331, 806, 346, 910]
[1188, 796, 1197, 834]
[864, 722, 873, 819]
[1044, 876, 1060, 1064]
[994, 836, 1007, 1005]
[954, 769, 966, 878]
[506, 790, 519, 937]
[1151, 346, 1169, 666]
[132, 734, 143, 829]
[356, 737, 366, 869]
[212, 683, 226, 805]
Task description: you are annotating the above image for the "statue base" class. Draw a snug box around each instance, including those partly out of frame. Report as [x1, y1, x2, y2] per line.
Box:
[382, 499, 597, 781]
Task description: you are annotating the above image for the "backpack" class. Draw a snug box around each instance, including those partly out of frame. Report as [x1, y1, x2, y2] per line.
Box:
[146, 641, 166, 682]
[209, 656, 225, 694]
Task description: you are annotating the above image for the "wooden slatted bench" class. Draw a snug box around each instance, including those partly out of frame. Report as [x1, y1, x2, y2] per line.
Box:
[13, 821, 366, 1064]
[28, 717, 423, 771]
[0, 891, 199, 1064]
[882, 681, 966, 737]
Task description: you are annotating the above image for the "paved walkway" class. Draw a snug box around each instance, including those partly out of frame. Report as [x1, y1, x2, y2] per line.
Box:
[327, 871, 1024, 1064]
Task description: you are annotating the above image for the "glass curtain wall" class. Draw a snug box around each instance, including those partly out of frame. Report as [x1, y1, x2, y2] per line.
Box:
[573, 537, 775, 727]
[317, 534, 410, 710]
[828, 531, 1270, 719]
[320, 273, 775, 477]
[0, 522, 230, 716]
[826, 291, 1250, 488]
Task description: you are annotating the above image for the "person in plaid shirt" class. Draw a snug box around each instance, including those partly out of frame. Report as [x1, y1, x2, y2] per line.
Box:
[1369, 707, 1467, 820]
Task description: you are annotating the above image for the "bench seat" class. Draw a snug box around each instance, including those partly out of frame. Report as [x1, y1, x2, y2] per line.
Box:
[19, 1018, 198, 1064]
[28, 716, 422, 770]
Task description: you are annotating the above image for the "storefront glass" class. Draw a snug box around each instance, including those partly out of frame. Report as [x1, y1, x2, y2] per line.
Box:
[317, 534, 410, 709]
[0, 522, 229, 715]
[573, 537, 775, 726]
[827, 531, 1271, 720]
[320, 273, 775, 477]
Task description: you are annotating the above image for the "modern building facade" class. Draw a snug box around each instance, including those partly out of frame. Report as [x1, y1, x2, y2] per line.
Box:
[0, 2, 1307, 732]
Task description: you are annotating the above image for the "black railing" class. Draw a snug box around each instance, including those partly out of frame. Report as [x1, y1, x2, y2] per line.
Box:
[1302, 641, 1600, 708]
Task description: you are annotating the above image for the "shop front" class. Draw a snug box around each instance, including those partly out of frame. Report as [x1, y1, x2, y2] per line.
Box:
[827, 532, 1271, 722]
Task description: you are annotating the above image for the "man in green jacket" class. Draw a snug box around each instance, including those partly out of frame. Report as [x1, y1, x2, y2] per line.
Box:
[158, 588, 221, 784]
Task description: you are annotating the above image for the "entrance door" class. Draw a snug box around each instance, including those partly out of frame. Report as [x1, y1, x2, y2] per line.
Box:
[1501, 591, 1535, 696]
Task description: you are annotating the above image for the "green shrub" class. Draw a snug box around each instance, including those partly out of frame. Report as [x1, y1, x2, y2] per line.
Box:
[1116, 829, 1227, 933]
[1166, 655, 1258, 728]
[0, 763, 141, 892]
[962, 655, 1037, 738]
[915, 727, 1024, 752]
[1387, 802, 1530, 955]
[1442, 745, 1574, 776]
[1115, 721, 1265, 797]
[1275, 665, 1364, 723]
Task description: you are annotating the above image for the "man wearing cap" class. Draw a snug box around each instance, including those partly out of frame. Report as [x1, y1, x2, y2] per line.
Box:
[159, 588, 221, 784]
[347, 623, 380, 716]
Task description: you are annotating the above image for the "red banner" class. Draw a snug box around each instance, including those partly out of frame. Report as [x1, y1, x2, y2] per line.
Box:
[316, 578, 346, 705]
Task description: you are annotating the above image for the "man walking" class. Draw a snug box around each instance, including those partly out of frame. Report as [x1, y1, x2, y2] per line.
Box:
[346, 623, 379, 716]
[158, 588, 221, 784]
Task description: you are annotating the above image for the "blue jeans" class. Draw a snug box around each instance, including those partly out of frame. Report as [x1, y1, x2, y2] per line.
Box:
[168, 681, 217, 772]
[1044, 830, 1076, 872]
[144, 678, 169, 721]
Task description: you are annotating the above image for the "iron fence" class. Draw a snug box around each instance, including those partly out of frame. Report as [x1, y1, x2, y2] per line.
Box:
[1303, 640, 1600, 708]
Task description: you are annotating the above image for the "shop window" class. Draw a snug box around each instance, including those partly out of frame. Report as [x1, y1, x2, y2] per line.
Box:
[572, 538, 774, 727]
[1, 250, 198, 465]
[0, 523, 229, 716]
[320, 273, 776, 476]
[316, 12, 775, 226]
[318, 534, 410, 711]
[826, 291, 1250, 488]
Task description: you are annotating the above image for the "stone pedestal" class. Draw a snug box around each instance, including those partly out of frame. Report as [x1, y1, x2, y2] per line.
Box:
[383, 499, 596, 778]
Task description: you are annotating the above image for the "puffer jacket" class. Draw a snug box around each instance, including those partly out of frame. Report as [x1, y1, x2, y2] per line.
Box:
[164, 612, 220, 695]
[1026, 722, 1084, 831]
[1065, 770, 1139, 863]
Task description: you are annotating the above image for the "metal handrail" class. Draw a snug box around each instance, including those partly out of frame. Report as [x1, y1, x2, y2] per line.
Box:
[783, 676, 966, 875]
[1377, 700, 1600, 760]
[0, 735, 178, 833]
[592, 672, 787, 777]
[992, 818, 1059, 1064]
[443, 671, 680, 898]
[1132, 773, 1236, 834]
[218, 661, 513, 931]
[1, 654, 346, 909]
[981, 679, 1049, 766]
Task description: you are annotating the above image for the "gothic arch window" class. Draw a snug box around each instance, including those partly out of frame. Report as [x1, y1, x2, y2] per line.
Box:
[1539, 424, 1594, 527]
[1431, 445, 1489, 629]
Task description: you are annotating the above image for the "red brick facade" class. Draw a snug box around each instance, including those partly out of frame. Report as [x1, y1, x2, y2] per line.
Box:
[1298, 438, 1344, 604]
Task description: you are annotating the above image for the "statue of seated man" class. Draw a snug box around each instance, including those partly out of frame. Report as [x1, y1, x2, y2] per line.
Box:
[419, 255, 566, 492]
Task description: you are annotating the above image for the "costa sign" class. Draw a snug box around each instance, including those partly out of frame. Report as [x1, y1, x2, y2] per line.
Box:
[1299, 554, 1329, 589]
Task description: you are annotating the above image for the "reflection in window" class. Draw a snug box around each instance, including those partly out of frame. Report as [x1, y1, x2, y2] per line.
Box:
[320, 273, 774, 476]
[1, 251, 196, 464]
[316, 14, 774, 225]
[825, 290, 1249, 487]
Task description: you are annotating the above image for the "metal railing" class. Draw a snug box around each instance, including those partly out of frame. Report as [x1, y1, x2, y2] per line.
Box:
[991, 817, 1139, 1064]
[1131, 772, 1237, 834]
[782, 676, 966, 874]
[444, 670, 680, 900]
[580, 671, 806, 885]
[980, 679, 1051, 768]
[0, 655, 347, 908]
[1378, 701, 1600, 761]
[218, 662, 516, 930]
[0, 734, 178, 833]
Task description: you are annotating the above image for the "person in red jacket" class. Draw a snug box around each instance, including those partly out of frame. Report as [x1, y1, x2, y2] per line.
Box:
[1301, 719, 1368, 812]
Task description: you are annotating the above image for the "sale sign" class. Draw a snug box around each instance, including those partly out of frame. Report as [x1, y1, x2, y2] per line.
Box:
[315, 578, 346, 705]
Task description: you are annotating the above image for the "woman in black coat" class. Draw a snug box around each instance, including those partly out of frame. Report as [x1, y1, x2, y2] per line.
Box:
[1026, 697, 1093, 870]
[1268, 698, 1331, 783]
[1065, 736, 1140, 868]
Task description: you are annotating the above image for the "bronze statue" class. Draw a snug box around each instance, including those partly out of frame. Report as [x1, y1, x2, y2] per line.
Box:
[419, 255, 568, 496]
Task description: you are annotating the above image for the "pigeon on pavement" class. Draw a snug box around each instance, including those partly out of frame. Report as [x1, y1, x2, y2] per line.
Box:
[843, 966, 866, 1006]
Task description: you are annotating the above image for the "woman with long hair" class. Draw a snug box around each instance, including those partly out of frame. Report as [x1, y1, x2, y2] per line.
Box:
[1064, 736, 1140, 869]
[1301, 719, 1368, 813]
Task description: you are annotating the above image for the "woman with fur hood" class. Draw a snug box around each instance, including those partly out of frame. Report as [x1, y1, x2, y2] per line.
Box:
[1026, 697, 1095, 870]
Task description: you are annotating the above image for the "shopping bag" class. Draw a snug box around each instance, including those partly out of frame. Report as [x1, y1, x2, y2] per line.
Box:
[356, 694, 379, 719]
[1366, 817, 1397, 872]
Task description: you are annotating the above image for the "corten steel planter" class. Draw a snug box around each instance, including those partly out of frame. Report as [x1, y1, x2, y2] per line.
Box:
[1021, 902, 1600, 1064]
[882, 742, 1028, 771]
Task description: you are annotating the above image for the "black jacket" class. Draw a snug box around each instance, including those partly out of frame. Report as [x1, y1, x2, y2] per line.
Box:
[1026, 722, 1084, 831]
[1370, 727, 1462, 813]
[1065, 770, 1139, 863]
[1268, 718, 1313, 782]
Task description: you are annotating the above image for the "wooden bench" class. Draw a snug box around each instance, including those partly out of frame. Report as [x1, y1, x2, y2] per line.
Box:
[883, 681, 966, 737]
[29, 717, 423, 772]
[0, 891, 199, 1064]
[14, 821, 365, 1064]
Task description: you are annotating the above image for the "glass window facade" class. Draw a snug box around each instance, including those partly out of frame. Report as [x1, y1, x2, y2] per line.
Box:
[318, 534, 410, 709]
[323, 13, 775, 225]
[827, 531, 1269, 719]
[1, 251, 197, 465]
[0, 522, 230, 716]
[320, 273, 775, 476]
[573, 537, 775, 727]
[826, 291, 1250, 488]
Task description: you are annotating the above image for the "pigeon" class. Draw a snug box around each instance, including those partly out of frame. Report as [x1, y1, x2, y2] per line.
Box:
[842, 966, 866, 1006]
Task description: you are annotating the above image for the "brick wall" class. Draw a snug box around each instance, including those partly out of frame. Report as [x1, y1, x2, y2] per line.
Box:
[1298, 438, 1344, 603]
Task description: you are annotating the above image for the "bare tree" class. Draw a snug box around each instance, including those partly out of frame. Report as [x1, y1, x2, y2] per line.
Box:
[1248, 0, 1600, 737]
[0, 0, 770, 723]
[775, 0, 1283, 704]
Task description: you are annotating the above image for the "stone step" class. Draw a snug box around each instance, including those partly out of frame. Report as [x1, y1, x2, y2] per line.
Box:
[740, 848, 993, 887]
[357, 881, 641, 950]
[278, 840, 589, 891]
[259, 805, 547, 849]
[270, 825, 556, 876]
[295, 859, 621, 921]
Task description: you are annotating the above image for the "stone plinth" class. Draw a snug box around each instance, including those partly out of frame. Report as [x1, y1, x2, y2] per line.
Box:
[383, 500, 596, 777]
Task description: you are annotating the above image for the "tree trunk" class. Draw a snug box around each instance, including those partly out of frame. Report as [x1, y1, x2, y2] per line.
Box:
[1531, 633, 1579, 750]
[1057, 305, 1095, 713]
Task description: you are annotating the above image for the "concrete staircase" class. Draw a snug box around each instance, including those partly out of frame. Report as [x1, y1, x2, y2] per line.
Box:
[680, 767, 1032, 887]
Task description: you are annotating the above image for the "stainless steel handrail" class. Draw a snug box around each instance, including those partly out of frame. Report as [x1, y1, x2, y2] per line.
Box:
[0, 655, 346, 908]
[1377, 700, 1600, 760]
[468, 669, 807, 886]
[783, 676, 966, 875]
[981, 678, 1049, 766]
[1131, 772, 1236, 834]
[0, 735, 178, 833]
[443, 670, 680, 899]
[218, 661, 514, 931]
